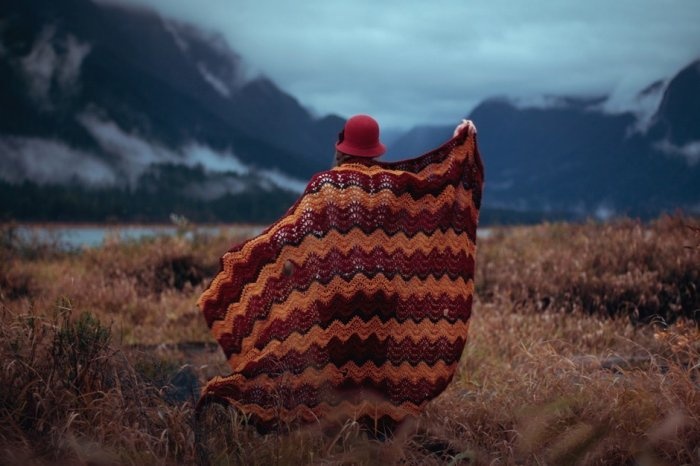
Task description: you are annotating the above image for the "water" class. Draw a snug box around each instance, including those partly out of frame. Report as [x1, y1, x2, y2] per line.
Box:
[478, 227, 493, 240]
[14, 224, 264, 249]
[13, 224, 492, 249]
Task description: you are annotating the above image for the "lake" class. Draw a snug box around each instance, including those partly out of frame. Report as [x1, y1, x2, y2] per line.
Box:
[12, 224, 492, 249]
[14, 224, 265, 249]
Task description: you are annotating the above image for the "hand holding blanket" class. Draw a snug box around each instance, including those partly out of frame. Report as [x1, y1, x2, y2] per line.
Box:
[198, 120, 484, 432]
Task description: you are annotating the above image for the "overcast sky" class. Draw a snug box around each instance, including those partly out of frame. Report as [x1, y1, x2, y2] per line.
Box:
[103, 0, 700, 129]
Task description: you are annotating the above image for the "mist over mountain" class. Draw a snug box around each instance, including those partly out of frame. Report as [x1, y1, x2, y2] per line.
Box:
[652, 61, 700, 150]
[1, 0, 698, 222]
[388, 60, 700, 219]
[0, 0, 345, 221]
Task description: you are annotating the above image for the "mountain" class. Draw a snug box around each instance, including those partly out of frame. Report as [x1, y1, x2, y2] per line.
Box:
[1, 0, 699, 223]
[652, 60, 700, 146]
[0, 0, 344, 222]
[388, 62, 700, 219]
[384, 125, 454, 162]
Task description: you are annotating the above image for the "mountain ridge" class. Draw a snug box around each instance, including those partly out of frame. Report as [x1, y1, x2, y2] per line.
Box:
[1, 0, 699, 222]
[388, 60, 700, 218]
[0, 0, 341, 184]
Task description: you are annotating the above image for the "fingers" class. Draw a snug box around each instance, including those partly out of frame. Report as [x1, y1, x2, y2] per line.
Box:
[453, 119, 469, 137]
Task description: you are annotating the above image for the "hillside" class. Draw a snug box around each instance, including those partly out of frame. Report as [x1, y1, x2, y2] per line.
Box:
[0, 0, 343, 222]
[1, 0, 699, 222]
[389, 61, 700, 219]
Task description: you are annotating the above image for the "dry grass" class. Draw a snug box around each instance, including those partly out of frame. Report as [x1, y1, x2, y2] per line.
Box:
[0, 216, 698, 465]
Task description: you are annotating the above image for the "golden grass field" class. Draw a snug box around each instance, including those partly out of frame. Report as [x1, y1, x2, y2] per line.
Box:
[0, 216, 698, 465]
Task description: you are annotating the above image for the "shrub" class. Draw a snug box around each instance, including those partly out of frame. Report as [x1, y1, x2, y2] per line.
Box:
[475, 215, 700, 323]
[0, 303, 195, 464]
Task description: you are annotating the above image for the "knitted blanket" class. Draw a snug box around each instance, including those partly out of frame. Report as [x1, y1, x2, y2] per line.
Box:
[198, 121, 484, 432]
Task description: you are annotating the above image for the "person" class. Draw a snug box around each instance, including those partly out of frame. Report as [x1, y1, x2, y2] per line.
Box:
[334, 114, 386, 166]
[197, 112, 483, 437]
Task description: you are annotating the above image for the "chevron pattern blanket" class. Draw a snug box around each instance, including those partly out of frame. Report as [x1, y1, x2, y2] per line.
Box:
[198, 121, 484, 432]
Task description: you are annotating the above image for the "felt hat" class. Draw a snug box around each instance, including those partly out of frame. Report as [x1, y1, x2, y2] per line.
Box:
[335, 114, 386, 157]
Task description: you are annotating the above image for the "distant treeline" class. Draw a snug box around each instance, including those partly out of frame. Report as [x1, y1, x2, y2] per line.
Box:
[0, 179, 298, 224]
[2, 178, 582, 225]
[2, 176, 674, 226]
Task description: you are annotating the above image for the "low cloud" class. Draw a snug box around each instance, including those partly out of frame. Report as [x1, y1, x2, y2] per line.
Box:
[162, 19, 190, 54]
[19, 27, 91, 108]
[185, 174, 248, 200]
[20, 27, 58, 105]
[0, 137, 116, 185]
[77, 110, 304, 192]
[594, 204, 616, 221]
[78, 111, 180, 181]
[0, 129, 306, 199]
[59, 35, 92, 89]
[197, 63, 231, 97]
[96, 0, 700, 128]
[258, 169, 307, 193]
[162, 18, 248, 93]
[602, 79, 669, 134]
[183, 143, 249, 175]
[1, 110, 307, 195]
[654, 139, 700, 165]
[78, 111, 250, 177]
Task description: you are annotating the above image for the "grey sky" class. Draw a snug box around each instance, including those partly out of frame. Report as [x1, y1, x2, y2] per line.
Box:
[101, 0, 700, 128]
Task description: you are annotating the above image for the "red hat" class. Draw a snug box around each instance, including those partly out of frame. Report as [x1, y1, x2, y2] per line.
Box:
[335, 114, 386, 157]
